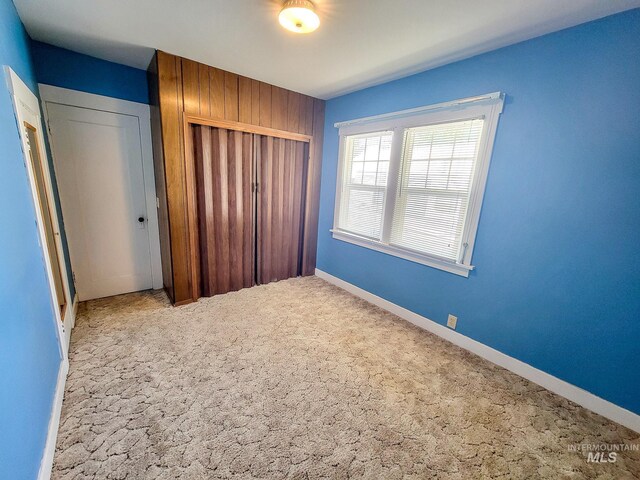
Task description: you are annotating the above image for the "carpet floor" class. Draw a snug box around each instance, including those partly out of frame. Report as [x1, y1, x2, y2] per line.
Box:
[52, 276, 639, 479]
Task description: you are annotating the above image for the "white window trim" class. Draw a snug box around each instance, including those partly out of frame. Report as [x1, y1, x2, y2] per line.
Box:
[332, 92, 505, 278]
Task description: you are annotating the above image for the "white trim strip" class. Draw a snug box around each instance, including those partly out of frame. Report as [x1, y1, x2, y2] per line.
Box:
[334, 92, 504, 128]
[38, 84, 150, 119]
[315, 269, 640, 433]
[38, 296, 77, 479]
[331, 229, 473, 277]
[71, 294, 78, 329]
[37, 359, 68, 480]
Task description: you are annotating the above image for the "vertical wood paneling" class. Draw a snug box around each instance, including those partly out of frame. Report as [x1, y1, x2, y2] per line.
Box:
[300, 95, 314, 135]
[251, 80, 261, 125]
[147, 53, 174, 301]
[287, 92, 301, 133]
[198, 63, 210, 117]
[259, 83, 272, 127]
[184, 113, 200, 300]
[238, 76, 252, 124]
[181, 58, 200, 115]
[224, 72, 239, 121]
[271, 87, 288, 131]
[157, 51, 192, 303]
[177, 61, 191, 299]
[209, 67, 225, 118]
[151, 51, 324, 303]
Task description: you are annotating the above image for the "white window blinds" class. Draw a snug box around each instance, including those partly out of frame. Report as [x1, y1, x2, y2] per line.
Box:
[332, 92, 504, 276]
[337, 132, 392, 240]
[390, 119, 484, 261]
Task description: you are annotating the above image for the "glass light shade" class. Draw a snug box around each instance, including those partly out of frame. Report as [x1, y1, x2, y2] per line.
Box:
[279, 0, 320, 33]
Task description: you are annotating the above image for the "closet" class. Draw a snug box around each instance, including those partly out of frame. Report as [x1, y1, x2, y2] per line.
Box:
[148, 51, 325, 304]
[193, 126, 309, 296]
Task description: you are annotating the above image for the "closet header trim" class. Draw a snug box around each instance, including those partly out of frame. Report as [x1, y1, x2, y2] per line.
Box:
[184, 114, 313, 143]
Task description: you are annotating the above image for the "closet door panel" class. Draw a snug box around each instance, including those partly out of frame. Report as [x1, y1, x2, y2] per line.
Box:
[227, 130, 243, 291]
[280, 140, 293, 280]
[258, 136, 273, 282]
[273, 138, 285, 280]
[194, 126, 216, 295]
[290, 141, 307, 278]
[242, 132, 255, 287]
[194, 126, 253, 296]
[258, 136, 307, 284]
[212, 128, 231, 294]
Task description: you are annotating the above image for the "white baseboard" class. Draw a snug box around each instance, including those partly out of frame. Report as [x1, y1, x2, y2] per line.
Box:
[38, 359, 69, 480]
[71, 294, 78, 330]
[38, 294, 77, 479]
[315, 269, 640, 433]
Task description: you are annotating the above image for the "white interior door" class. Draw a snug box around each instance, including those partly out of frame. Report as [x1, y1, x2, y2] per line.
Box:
[47, 103, 154, 301]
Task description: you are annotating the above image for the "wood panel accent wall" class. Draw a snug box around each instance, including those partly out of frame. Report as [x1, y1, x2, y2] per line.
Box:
[147, 56, 174, 300]
[148, 51, 325, 305]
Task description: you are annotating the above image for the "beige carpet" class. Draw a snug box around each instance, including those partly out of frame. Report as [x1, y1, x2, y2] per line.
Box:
[53, 276, 639, 479]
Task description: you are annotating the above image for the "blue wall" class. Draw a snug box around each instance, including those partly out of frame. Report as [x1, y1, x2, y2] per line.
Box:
[0, 24, 150, 479]
[31, 40, 149, 104]
[318, 9, 640, 415]
[0, 0, 63, 478]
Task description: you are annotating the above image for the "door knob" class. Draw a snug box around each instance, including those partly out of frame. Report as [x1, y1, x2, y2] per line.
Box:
[138, 217, 145, 223]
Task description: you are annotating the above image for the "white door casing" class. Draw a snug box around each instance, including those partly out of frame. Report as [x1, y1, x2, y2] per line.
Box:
[4, 67, 72, 355]
[40, 85, 162, 301]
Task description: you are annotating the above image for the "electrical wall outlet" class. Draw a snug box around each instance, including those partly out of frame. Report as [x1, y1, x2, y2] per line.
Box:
[447, 314, 458, 329]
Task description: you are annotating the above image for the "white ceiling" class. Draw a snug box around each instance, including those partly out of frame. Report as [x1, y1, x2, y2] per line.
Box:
[14, 0, 640, 99]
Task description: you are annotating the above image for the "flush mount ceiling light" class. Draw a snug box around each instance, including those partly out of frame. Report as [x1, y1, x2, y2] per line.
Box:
[279, 0, 320, 34]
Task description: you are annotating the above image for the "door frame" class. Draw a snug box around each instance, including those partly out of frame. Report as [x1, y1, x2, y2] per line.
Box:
[39, 84, 164, 294]
[4, 67, 74, 355]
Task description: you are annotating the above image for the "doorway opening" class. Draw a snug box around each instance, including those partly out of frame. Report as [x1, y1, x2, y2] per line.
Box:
[24, 122, 67, 319]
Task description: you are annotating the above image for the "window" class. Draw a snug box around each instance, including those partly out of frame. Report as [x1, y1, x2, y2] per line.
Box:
[332, 93, 504, 277]
[337, 132, 392, 239]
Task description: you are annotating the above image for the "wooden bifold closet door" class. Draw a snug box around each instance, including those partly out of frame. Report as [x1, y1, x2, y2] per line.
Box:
[257, 136, 308, 284]
[193, 126, 254, 296]
[192, 125, 308, 297]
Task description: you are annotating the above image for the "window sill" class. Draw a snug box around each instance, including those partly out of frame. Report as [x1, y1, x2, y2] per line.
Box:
[331, 229, 474, 278]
